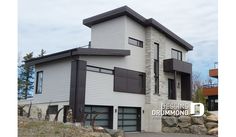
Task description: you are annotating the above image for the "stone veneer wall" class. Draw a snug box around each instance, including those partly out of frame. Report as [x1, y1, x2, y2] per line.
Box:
[145, 27, 155, 104]
[162, 114, 218, 135]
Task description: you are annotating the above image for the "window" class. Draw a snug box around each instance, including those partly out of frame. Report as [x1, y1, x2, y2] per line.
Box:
[87, 65, 113, 74]
[154, 60, 159, 94]
[171, 49, 182, 60]
[87, 66, 100, 72]
[128, 37, 143, 48]
[36, 71, 43, 94]
[154, 43, 159, 95]
[114, 67, 146, 94]
[48, 105, 58, 114]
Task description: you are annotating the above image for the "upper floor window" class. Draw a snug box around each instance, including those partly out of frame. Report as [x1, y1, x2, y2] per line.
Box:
[154, 43, 159, 95]
[87, 65, 113, 75]
[171, 49, 182, 60]
[36, 71, 43, 94]
[128, 37, 143, 48]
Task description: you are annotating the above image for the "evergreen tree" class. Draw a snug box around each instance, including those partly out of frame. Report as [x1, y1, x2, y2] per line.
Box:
[38, 49, 46, 57]
[18, 52, 34, 100]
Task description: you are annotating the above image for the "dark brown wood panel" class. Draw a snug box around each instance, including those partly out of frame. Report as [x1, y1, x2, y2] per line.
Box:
[114, 67, 145, 94]
[69, 60, 87, 122]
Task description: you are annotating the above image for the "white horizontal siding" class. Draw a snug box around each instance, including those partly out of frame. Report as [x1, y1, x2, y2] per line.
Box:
[33, 59, 71, 104]
[85, 71, 145, 107]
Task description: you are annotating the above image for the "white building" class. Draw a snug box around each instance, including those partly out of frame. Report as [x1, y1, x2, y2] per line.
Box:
[22, 6, 193, 132]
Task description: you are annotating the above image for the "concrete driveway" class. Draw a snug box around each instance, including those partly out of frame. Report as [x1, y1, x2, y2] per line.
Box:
[125, 132, 215, 137]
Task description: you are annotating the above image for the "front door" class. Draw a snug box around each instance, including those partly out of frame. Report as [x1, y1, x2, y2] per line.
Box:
[168, 79, 176, 99]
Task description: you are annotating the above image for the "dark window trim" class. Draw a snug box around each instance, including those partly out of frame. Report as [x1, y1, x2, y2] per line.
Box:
[87, 65, 114, 75]
[35, 71, 43, 94]
[171, 48, 182, 61]
[128, 37, 143, 48]
[154, 43, 159, 59]
[154, 42, 160, 95]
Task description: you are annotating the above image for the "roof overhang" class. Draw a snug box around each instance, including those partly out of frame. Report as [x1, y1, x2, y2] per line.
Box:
[25, 48, 130, 66]
[83, 6, 193, 51]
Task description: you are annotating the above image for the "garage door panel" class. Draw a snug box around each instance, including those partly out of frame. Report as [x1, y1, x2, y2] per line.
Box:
[123, 114, 137, 119]
[123, 120, 137, 125]
[96, 114, 109, 119]
[118, 126, 137, 132]
[118, 107, 141, 132]
[92, 107, 109, 112]
[84, 105, 113, 129]
[94, 120, 109, 126]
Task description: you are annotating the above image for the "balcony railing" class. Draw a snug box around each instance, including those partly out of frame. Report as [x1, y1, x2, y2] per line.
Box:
[202, 83, 218, 96]
[163, 58, 192, 74]
[203, 83, 218, 88]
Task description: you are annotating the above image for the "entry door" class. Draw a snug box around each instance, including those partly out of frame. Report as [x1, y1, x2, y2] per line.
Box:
[168, 79, 176, 99]
[118, 107, 141, 132]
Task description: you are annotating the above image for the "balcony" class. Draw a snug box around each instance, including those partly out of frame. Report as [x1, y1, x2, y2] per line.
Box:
[209, 69, 218, 78]
[202, 84, 218, 96]
[163, 58, 192, 74]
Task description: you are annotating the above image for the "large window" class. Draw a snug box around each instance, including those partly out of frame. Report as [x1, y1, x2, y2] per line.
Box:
[154, 43, 159, 95]
[128, 37, 143, 48]
[171, 49, 182, 60]
[114, 67, 146, 94]
[36, 71, 43, 94]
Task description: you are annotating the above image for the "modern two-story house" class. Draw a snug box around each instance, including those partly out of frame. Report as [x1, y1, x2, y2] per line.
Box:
[23, 6, 193, 132]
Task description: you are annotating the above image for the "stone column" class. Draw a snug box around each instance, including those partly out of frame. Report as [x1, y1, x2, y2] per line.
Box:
[145, 27, 155, 104]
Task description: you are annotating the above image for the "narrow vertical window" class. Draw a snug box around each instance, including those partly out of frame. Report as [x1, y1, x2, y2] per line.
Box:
[154, 43, 159, 94]
[36, 71, 43, 94]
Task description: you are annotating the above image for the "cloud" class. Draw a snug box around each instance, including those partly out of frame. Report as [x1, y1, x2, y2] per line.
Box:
[18, 0, 218, 81]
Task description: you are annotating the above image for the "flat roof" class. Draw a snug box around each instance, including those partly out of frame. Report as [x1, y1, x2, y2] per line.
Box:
[83, 6, 193, 51]
[25, 48, 130, 66]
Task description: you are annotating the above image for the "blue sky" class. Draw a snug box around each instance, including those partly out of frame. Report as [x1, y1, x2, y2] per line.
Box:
[18, 0, 218, 82]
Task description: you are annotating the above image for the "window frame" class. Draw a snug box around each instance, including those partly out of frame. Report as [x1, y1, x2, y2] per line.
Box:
[87, 65, 114, 75]
[154, 43, 160, 95]
[35, 71, 43, 94]
[128, 37, 143, 48]
[154, 60, 159, 95]
[171, 49, 182, 61]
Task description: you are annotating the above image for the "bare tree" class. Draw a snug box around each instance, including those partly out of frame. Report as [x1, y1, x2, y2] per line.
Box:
[54, 107, 64, 122]
[192, 72, 202, 92]
[27, 102, 32, 118]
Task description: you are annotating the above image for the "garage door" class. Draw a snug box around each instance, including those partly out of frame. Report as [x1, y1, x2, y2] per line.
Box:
[84, 105, 113, 129]
[118, 107, 141, 132]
